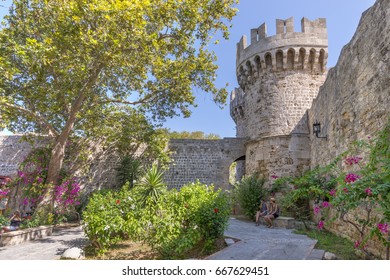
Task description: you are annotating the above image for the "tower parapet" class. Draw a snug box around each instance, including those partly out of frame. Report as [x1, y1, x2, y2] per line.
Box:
[236, 17, 328, 90]
[229, 16, 329, 181]
[230, 87, 245, 123]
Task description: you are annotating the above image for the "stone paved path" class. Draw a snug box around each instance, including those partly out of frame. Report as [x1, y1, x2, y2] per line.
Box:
[206, 217, 321, 260]
[0, 225, 87, 260]
[0, 218, 322, 260]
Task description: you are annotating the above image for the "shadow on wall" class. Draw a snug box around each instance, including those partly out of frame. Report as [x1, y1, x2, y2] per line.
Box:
[0, 135, 47, 178]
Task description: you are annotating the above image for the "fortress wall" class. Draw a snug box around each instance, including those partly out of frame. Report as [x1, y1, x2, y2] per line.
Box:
[240, 70, 326, 139]
[308, 0, 390, 168]
[165, 138, 246, 190]
[308, 0, 390, 259]
[0, 135, 47, 177]
[245, 135, 311, 183]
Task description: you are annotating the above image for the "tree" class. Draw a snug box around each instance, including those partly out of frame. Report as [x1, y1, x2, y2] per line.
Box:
[166, 129, 220, 139]
[0, 0, 238, 213]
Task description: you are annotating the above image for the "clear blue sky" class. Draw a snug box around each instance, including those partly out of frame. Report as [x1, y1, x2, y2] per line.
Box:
[0, 0, 377, 137]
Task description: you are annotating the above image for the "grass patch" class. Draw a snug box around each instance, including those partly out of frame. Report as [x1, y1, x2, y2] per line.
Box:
[294, 229, 363, 260]
[85, 236, 230, 260]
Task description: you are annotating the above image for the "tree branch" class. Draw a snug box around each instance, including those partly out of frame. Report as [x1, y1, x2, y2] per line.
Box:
[1, 101, 59, 137]
[99, 89, 164, 107]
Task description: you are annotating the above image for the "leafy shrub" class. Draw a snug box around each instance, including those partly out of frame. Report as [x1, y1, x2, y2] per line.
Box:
[82, 185, 142, 255]
[0, 215, 9, 226]
[274, 168, 337, 226]
[278, 119, 390, 258]
[142, 181, 230, 258]
[83, 178, 230, 258]
[233, 174, 266, 220]
[116, 155, 142, 188]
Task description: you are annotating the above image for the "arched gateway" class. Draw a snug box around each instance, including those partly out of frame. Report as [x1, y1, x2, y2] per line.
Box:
[164, 138, 247, 190]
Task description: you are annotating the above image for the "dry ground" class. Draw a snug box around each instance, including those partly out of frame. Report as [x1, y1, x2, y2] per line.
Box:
[86, 236, 234, 260]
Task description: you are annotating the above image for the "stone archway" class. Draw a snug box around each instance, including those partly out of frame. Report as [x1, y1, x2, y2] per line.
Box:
[164, 138, 247, 190]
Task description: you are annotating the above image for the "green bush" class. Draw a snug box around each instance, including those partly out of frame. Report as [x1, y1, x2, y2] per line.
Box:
[233, 174, 266, 220]
[141, 181, 231, 258]
[0, 215, 9, 226]
[84, 162, 231, 258]
[83, 186, 142, 255]
[116, 155, 143, 188]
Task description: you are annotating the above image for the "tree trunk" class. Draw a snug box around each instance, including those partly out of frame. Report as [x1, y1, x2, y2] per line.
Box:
[35, 92, 86, 218]
[34, 65, 103, 220]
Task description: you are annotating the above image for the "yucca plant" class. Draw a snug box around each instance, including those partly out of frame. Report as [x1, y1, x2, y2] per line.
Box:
[135, 164, 167, 207]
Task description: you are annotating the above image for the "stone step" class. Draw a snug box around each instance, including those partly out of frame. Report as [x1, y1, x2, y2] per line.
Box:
[306, 249, 325, 260]
[258, 216, 296, 229]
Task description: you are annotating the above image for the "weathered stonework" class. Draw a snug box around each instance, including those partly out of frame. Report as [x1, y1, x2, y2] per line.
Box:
[0, 135, 46, 177]
[0, 0, 388, 259]
[164, 138, 246, 190]
[231, 17, 328, 183]
[308, 0, 390, 168]
[307, 0, 390, 259]
[230, 0, 389, 258]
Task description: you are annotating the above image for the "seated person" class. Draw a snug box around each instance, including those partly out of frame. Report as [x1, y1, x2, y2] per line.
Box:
[255, 199, 268, 226]
[1, 210, 22, 233]
[263, 197, 280, 228]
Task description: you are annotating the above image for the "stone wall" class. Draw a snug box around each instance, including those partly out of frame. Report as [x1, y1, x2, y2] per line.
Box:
[230, 17, 328, 186]
[245, 134, 311, 180]
[0, 136, 247, 195]
[308, 0, 389, 169]
[308, 0, 390, 259]
[234, 71, 326, 139]
[164, 138, 246, 190]
[0, 135, 47, 178]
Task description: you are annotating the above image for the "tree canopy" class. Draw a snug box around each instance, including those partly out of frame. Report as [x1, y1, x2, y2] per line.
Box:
[166, 130, 220, 139]
[0, 0, 238, 213]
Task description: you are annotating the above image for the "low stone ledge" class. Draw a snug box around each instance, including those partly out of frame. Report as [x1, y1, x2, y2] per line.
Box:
[273, 217, 296, 229]
[0, 225, 54, 247]
[258, 216, 296, 229]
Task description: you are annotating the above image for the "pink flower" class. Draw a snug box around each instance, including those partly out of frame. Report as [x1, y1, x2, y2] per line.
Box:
[354, 240, 361, 249]
[17, 170, 25, 178]
[378, 223, 389, 234]
[329, 189, 336, 196]
[343, 188, 349, 193]
[22, 197, 29, 205]
[322, 201, 330, 208]
[37, 177, 43, 183]
[344, 173, 361, 183]
[364, 188, 372, 196]
[344, 156, 363, 165]
[317, 220, 324, 230]
[0, 189, 10, 196]
[271, 175, 279, 179]
[313, 206, 321, 215]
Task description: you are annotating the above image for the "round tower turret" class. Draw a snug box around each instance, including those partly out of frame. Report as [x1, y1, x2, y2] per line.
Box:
[230, 17, 328, 180]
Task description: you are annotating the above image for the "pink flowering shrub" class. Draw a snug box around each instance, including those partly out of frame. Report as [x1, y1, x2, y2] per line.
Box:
[54, 178, 81, 215]
[12, 147, 82, 224]
[277, 120, 390, 258]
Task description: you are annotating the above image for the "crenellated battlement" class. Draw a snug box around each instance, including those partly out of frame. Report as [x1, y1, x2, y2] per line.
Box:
[236, 17, 328, 89]
[230, 87, 246, 123]
[237, 17, 327, 56]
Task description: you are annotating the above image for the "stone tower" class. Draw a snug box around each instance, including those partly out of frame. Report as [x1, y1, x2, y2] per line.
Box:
[230, 17, 328, 182]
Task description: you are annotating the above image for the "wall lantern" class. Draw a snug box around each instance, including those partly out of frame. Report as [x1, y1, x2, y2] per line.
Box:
[313, 120, 327, 140]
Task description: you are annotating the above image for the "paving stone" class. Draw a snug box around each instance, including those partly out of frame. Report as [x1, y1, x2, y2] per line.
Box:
[224, 238, 236, 246]
[62, 247, 84, 260]
[307, 249, 325, 260]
